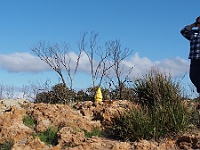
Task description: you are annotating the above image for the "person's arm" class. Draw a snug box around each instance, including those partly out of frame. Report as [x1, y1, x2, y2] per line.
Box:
[185, 22, 197, 30]
[180, 22, 196, 40]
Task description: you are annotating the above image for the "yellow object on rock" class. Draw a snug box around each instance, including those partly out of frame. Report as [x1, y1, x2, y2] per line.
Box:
[95, 87, 103, 102]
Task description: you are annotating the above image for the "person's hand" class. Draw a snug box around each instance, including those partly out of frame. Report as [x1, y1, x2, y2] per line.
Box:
[193, 22, 197, 27]
[186, 22, 197, 30]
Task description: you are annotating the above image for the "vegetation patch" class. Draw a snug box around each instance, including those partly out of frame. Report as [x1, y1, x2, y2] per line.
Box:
[38, 127, 59, 146]
[84, 128, 103, 138]
[0, 140, 14, 150]
[106, 102, 189, 141]
[105, 68, 190, 141]
[23, 115, 36, 129]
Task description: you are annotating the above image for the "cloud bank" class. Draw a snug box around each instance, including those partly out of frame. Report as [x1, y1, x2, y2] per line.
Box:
[123, 53, 189, 78]
[0, 53, 50, 72]
[0, 52, 190, 78]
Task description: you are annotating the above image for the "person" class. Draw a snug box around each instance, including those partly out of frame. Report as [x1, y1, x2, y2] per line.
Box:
[180, 16, 200, 94]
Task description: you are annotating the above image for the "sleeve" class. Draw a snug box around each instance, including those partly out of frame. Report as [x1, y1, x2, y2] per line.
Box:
[180, 27, 192, 41]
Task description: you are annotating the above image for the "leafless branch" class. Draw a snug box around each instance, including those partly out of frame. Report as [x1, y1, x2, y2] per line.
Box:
[31, 41, 66, 86]
[105, 39, 134, 99]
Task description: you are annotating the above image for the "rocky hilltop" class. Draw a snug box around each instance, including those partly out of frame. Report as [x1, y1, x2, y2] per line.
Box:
[0, 99, 200, 150]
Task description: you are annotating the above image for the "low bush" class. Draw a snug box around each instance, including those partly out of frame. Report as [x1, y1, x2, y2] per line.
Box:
[35, 83, 76, 104]
[84, 128, 103, 138]
[105, 68, 189, 141]
[106, 100, 189, 141]
[23, 115, 36, 129]
[133, 68, 182, 108]
[0, 140, 14, 150]
[38, 127, 59, 146]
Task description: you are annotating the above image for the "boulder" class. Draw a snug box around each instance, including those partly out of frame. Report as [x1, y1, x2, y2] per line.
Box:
[26, 103, 102, 133]
[0, 99, 48, 149]
[58, 127, 85, 147]
[75, 100, 140, 127]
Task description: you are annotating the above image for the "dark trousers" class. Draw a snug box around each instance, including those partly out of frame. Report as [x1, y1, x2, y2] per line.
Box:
[190, 59, 200, 93]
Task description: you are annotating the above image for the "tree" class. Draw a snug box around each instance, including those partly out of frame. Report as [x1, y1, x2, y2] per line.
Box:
[106, 39, 134, 99]
[80, 32, 111, 88]
[31, 42, 66, 86]
[0, 84, 4, 100]
[28, 79, 51, 100]
[21, 85, 29, 98]
[31, 34, 134, 100]
[5, 85, 14, 99]
[59, 44, 82, 90]
[31, 41, 82, 90]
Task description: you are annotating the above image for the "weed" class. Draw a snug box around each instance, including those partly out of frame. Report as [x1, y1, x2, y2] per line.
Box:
[38, 127, 59, 146]
[84, 128, 103, 138]
[133, 68, 182, 108]
[0, 140, 14, 150]
[23, 115, 36, 129]
[105, 68, 189, 141]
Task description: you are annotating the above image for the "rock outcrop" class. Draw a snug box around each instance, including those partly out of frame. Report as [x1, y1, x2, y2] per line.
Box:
[0, 99, 199, 150]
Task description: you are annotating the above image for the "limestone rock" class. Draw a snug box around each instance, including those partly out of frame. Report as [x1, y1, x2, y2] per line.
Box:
[0, 99, 199, 150]
[58, 127, 85, 147]
[26, 103, 102, 133]
[75, 100, 139, 127]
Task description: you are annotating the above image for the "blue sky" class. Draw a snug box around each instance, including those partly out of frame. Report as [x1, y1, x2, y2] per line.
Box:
[0, 0, 199, 98]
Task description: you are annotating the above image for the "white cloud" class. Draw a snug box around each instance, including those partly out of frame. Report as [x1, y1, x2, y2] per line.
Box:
[67, 51, 91, 72]
[122, 52, 189, 78]
[0, 52, 190, 79]
[122, 53, 155, 77]
[155, 57, 189, 77]
[0, 53, 50, 72]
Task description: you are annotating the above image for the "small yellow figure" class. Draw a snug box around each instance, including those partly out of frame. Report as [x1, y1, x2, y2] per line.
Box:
[94, 87, 103, 103]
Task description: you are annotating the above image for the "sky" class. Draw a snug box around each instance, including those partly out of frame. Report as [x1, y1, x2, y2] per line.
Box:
[0, 0, 199, 98]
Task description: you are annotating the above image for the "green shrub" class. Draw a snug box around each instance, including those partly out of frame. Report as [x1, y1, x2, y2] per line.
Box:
[151, 100, 189, 139]
[84, 128, 103, 138]
[38, 127, 59, 146]
[85, 86, 99, 101]
[105, 68, 189, 141]
[23, 115, 36, 129]
[105, 108, 152, 141]
[186, 99, 200, 127]
[76, 90, 90, 102]
[0, 140, 14, 150]
[35, 83, 76, 104]
[107, 101, 189, 141]
[133, 68, 182, 108]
